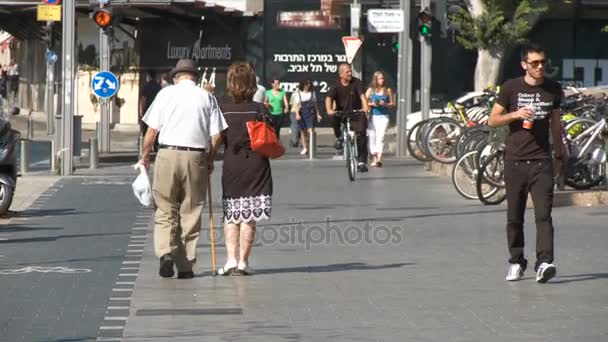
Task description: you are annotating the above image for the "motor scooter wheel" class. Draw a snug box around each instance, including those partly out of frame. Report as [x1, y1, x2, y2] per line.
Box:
[0, 183, 14, 215]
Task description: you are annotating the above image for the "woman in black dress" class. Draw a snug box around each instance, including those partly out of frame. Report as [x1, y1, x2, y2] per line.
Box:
[213, 62, 273, 276]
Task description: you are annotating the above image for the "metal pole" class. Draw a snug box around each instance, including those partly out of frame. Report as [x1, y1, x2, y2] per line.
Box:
[420, 0, 432, 121]
[396, 0, 411, 157]
[61, 0, 75, 175]
[89, 138, 99, 169]
[50, 139, 57, 173]
[19, 140, 29, 174]
[100, 29, 111, 153]
[27, 118, 34, 140]
[46, 22, 55, 137]
[308, 130, 317, 160]
[350, 0, 362, 79]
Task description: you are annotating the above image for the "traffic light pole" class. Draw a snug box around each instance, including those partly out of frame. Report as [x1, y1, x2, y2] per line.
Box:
[350, 0, 362, 79]
[61, 0, 75, 175]
[396, 0, 412, 157]
[45, 21, 54, 136]
[420, 0, 432, 121]
[99, 29, 111, 153]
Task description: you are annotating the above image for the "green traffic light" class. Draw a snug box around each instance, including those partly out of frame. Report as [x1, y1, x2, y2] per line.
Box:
[420, 25, 430, 36]
[394, 42, 400, 49]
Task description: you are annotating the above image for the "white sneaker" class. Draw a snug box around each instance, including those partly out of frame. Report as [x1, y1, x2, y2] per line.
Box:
[300, 149, 308, 155]
[505, 263, 524, 281]
[536, 262, 556, 283]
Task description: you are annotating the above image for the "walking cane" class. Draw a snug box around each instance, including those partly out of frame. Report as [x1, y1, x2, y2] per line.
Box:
[207, 176, 218, 276]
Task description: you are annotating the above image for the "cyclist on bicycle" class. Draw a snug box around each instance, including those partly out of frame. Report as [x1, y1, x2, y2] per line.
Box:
[325, 63, 370, 172]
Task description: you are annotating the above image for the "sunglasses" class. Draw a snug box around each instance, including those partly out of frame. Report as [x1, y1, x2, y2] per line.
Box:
[526, 59, 546, 68]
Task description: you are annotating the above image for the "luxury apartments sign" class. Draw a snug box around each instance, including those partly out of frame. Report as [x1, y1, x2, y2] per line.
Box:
[166, 40, 233, 61]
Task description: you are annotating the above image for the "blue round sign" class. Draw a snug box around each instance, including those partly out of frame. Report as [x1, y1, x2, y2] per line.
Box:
[92, 71, 120, 99]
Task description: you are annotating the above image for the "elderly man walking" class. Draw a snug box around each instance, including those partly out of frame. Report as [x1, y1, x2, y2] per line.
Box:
[140, 59, 228, 279]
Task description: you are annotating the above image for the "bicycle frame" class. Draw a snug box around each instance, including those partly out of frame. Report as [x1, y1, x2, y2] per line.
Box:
[570, 118, 607, 160]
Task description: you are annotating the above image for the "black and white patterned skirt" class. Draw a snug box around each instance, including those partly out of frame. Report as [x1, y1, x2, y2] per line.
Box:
[222, 194, 272, 224]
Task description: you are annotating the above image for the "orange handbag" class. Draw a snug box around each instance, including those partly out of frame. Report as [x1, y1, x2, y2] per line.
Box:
[246, 112, 286, 159]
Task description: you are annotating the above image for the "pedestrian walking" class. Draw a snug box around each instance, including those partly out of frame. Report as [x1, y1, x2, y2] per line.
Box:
[365, 71, 394, 167]
[139, 59, 228, 279]
[139, 71, 162, 137]
[325, 63, 370, 172]
[6, 58, 18, 107]
[212, 62, 274, 276]
[488, 43, 562, 283]
[288, 90, 301, 148]
[253, 75, 265, 103]
[264, 79, 289, 138]
[293, 79, 322, 155]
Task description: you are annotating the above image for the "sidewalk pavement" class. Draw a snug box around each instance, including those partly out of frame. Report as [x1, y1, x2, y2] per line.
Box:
[106, 158, 608, 342]
[8, 111, 400, 162]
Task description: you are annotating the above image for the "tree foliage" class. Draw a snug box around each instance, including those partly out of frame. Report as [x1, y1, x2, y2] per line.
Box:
[449, 0, 548, 56]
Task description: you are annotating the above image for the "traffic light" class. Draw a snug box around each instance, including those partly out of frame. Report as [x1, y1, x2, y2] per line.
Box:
[93, 6, 113, 32]
[417, 8, 432, 38]
[41, 22, 53, 47]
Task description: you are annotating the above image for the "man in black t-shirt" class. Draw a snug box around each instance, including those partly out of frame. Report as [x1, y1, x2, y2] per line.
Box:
[325, 64, 370, 172]
[488, 43, 563, 284]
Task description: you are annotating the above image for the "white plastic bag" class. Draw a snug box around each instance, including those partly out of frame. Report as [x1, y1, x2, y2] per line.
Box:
[132, 163, 152, 207]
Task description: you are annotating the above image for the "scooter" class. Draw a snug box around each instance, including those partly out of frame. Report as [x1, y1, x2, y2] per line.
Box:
[0, 110, 21, 215]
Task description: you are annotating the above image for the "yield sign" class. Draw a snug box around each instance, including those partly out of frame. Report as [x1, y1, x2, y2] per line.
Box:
[342, 36, 363, 64]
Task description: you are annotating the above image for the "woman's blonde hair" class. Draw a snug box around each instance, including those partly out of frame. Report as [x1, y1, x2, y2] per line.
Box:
[369, 71, 387, 91]
[226, 62, 257, 103]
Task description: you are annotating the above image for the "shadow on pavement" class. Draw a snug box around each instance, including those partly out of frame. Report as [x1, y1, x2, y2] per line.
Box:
[254, 262, 414, 275]
[0, 232, 131, 244]
[0, 224, 63, 233]
[551, 273, 608, 284]
[13, 208, 81, 218]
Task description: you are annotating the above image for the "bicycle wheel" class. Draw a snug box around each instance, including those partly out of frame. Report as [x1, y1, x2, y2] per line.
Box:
[345, 134, 356, 181]
[451, 150, 480, 200]
[407, 120, 432, 162]
[476, 151, 506, 205]
[423, 117, 461, 164]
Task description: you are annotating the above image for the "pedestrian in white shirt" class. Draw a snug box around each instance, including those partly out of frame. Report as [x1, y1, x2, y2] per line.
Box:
[139, 59, 228, 279]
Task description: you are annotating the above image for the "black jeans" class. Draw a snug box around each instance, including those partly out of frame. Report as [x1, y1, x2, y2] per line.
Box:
[332, 114, 368, 164]
[269, 114, 283, 139]
[504, 159, 555, 271]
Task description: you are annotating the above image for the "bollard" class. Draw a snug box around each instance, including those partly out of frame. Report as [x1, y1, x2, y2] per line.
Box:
[96, 122, 101, 146]
[89, 138, 98, 169]
[20, 140, 29, 174]
[27, 118, 34, 140]
[308, 130, 317, 160]
[50, 139, 57, 173]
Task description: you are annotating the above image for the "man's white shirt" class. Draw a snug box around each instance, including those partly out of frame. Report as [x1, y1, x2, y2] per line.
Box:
[142, 80, 227, 149]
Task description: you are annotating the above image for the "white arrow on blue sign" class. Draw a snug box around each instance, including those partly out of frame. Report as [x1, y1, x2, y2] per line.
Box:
[92, 71, 119, 99]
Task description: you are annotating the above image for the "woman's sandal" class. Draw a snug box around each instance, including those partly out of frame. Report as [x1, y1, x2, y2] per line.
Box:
[217, 265, 237, 276]
[235, 265, 254, 276]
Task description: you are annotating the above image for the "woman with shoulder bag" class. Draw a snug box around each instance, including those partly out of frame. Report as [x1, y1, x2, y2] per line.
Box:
[211, 62, 274, 276]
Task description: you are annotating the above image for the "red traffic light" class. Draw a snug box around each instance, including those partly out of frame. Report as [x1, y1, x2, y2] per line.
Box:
[93, 9, 112, 28]
[418, 11, 431, 23]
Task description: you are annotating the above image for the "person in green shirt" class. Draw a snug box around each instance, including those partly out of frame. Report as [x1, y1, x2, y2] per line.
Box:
[264, 79, 289, 138]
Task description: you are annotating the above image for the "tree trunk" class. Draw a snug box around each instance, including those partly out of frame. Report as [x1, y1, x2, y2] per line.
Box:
[474, 49, 503, 91]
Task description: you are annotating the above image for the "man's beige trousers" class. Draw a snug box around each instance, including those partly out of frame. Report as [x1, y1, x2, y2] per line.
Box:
[152, 149, 208, 272]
